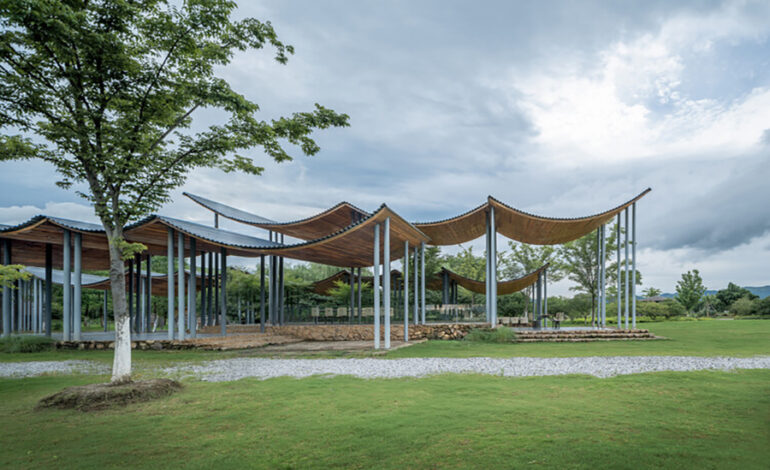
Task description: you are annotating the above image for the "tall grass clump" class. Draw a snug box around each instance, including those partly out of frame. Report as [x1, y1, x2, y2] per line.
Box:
[463, 327, 516, 343]
[0, 335, 55, 353]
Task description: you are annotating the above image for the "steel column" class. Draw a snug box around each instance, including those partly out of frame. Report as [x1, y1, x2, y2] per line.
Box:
[403, 240, 409, 341]
[420, 242, 426, 324]
[349, 267, 354, 322]
[177, 232, 185, 340]
[624, 208, 630, 329]
[279, 234, 285, 325]
[485, 210, 491, 323]
[73, 232, 82, 340]
[535, 272, 542, 329]
[600, 224, 606, 328]
[413, 247, 418, 325]
[357, 267, 362, 323]
[200, 250, 207, 327]
[616, 214, 621, 328]
[544, 268, 548, 328]
[189, 239, 197, 338]
[383, 217, 391, 349]
[62, 230, 71, 341]
[220, 247, 227, 336]
[632, 202, 637, 328]
[167, 229, 175, 339]
[260, 255, 266, 332]
[373, 223, 380, 349]
[2, 239, 10, 337]
[490, 206, 497, 326]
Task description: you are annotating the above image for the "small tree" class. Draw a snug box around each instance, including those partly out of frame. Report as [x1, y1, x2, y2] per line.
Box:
[0, 1, 348, 382]
[642, 287, 662, 298]
[715, 282, 757, 311]
[675, 269, 707, 314]
[0, 265, 31, 289]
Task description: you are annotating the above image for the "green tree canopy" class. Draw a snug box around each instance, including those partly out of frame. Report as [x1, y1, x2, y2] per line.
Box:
[715, 282, 757, 311]
[0, 0, 348, 382]
[675, 269, 707, 313]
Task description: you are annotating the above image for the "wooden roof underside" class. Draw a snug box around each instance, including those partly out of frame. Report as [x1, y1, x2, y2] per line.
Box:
[415, 189, 651, 246]
[264, 206, 430, 268]
[427, 265, 548, 296]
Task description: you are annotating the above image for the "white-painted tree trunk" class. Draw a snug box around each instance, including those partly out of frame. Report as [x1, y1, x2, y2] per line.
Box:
[107, 228, 131, 383]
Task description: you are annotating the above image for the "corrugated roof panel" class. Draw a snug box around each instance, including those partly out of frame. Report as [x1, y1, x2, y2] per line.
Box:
[184, 192, 277, 225]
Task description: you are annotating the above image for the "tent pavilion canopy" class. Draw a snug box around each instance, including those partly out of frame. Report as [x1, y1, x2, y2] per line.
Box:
[415, 188, 651, 246]
[311, 269, 402, 295]
[427, 265, 548, 296]
[185, 192, 370, 241]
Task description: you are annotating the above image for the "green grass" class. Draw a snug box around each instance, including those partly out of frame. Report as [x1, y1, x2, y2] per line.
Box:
[0, 370, 768, 469]
[386, 320, 770, 358]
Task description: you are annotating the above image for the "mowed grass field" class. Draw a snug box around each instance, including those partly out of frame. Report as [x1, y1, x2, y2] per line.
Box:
[0, 370, 768, 469]
[0, 320, 768, 469]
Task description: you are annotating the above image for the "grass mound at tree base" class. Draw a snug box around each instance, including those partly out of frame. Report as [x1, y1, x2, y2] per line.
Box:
[36, 379, 182, 412]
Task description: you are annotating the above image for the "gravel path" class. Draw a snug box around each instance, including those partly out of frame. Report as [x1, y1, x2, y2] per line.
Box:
[165, 356, 770, 381]
[0, 360, 109, 378]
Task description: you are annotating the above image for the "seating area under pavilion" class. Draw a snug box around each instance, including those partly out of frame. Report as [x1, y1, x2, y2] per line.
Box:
[0, 188, 649, 349]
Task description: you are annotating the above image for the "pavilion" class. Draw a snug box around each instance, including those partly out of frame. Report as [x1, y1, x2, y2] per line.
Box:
[0, 188, 649, 349]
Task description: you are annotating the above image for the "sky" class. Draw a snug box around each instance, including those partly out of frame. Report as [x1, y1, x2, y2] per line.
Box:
[1, 0, 769, 295]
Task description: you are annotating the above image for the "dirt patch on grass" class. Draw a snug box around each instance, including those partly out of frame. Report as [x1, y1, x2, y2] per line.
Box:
[36, 379, 183, 412]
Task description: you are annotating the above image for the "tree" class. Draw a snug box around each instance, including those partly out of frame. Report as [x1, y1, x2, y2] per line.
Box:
[715, 282, 757, 311]
[642, 287, 662, 298]
[729, 296, 757, 317]
[504, 241, 564, 318]
[0, 265, 31, 289]
[675, 270, 706, 314]
[0, 1, 348, 382]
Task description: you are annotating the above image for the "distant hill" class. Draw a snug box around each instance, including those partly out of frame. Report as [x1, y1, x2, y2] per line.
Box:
[659, 285, 770, 300]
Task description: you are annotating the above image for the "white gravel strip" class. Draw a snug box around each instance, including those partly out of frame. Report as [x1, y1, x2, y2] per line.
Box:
[0, 360, 109, 378]
[165, 356, 770, 382]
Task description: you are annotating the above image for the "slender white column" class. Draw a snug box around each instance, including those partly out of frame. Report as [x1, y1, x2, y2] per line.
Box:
[617, 214, 621, 328]
[624, 208, 630, 329]
[420, 242, 426, 324]
[632, 202, 637, 328]
[73, 233, 82, 340]
[490, 206, 497, 326]
[413, 247, 418, 326]
[485, 211, 490, 323]
[373, 223, 380, 349]
[189, 239, 197, 338]
[177, 232, 185, 340]
[2, 240, 11, 337]
[62, 230, 71, 341]
[383, 217, 391, 349]
[403, 240, 409, 342]
[167, 228, 175, 340]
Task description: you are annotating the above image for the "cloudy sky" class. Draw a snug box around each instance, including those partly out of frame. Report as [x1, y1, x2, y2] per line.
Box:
[1, 0, 769, 295]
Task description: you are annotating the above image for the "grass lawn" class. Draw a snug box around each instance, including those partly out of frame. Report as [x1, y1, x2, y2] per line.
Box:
[386, 320, 770, 359]
[1, 320, 768, 368]
[0, 370, 767, 469]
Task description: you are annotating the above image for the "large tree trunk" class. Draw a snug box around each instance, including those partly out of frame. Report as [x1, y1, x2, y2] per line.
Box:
[105, 226, 131, 384]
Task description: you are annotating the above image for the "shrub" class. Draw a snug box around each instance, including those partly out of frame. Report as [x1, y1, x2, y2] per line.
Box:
[636, 300, 686, 320]
[0, 335, 56, 353]
[729, 296, 758, 317]
[464, 327, 516, 343]
[752, 297, 770, 317]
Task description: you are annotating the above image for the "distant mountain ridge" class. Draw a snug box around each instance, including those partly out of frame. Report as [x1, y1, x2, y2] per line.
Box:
[659, 286, 770, 300]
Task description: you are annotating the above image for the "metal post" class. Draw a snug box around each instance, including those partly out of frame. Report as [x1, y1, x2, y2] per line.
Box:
[260, 255, 266, 333]
[357, 267, 362, 323]
[599, 225, 607, 328]
[535, 272, 542, 329]
[543, 268, 548, 328]
[349, 267, 354, 323]
[166, 229, 175, 339]
[177, 232, 185, 340]
[490, 206, 497, 326]
[146, 254, 152, 333]
[44, 243, 52, 337]
[279, 234, 285, 325]
[624, 208, 630, 329]
[373, 223, 380, 349]
[189, 239, 197, 338]
[420, 242, 426, 324]
[213, 245, 219, 326]
[1, 239, 10, 337]
[617, 214, 621, 328]
[632, 202, 637, 328]
[62, 230, 71, 341]
[403, 240, 409, 341]
[128, 258, 134, 335]
[383, 217, 391, 349]
[208, 252, 214, 327]
[200, 250, 207, 327]
[485, 211, 491, 323]
[220, 247, 227, 336]
[135, 253, 142, 333]
[413, 247, 418, 325]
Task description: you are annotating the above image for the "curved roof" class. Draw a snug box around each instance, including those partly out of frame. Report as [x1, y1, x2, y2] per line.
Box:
[311, 269, 402, 295]
[428, 265, 548, 296]
[184, 192, 369, 240]
[415, 188, 651, 245]
[263, 205, 429, 268]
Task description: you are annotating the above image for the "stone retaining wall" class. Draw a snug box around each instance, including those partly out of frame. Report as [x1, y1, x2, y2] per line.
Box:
[264, 323, 482, 341]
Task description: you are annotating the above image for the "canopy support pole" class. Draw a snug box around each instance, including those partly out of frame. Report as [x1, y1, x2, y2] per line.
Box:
[357, 267, 362, 323]
[413, 247, 418, 326]
[420, 242, 426, 325]
[2, 239, 11, 337]
[403, 240, 409, 342]
[189, 239, 197, 338]
[45, 243, 52, 337]
[624, 208, 630, 329]
[62, 230, 71, 341]
[485, 210, 491, 323]
[373, 223, 380, 350]
[616, 214, 621, 328]
[177, 232, 185, 340]
[260, 255, 266, 333]
[167, 229, 175, 340]
[632, 202, 637, 328]
[73, 233, 82, 340]
[384, 217, 391, 349]
[490, 205, 497, 327]
[220, 247, 227, 336]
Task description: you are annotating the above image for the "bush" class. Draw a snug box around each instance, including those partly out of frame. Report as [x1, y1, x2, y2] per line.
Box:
[636, 300, 686, 320]
[464, 327, 516, 343]
[752, 297, 770, 317]
[0, 335, 56, 353]
[729, 296, 758, 317]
